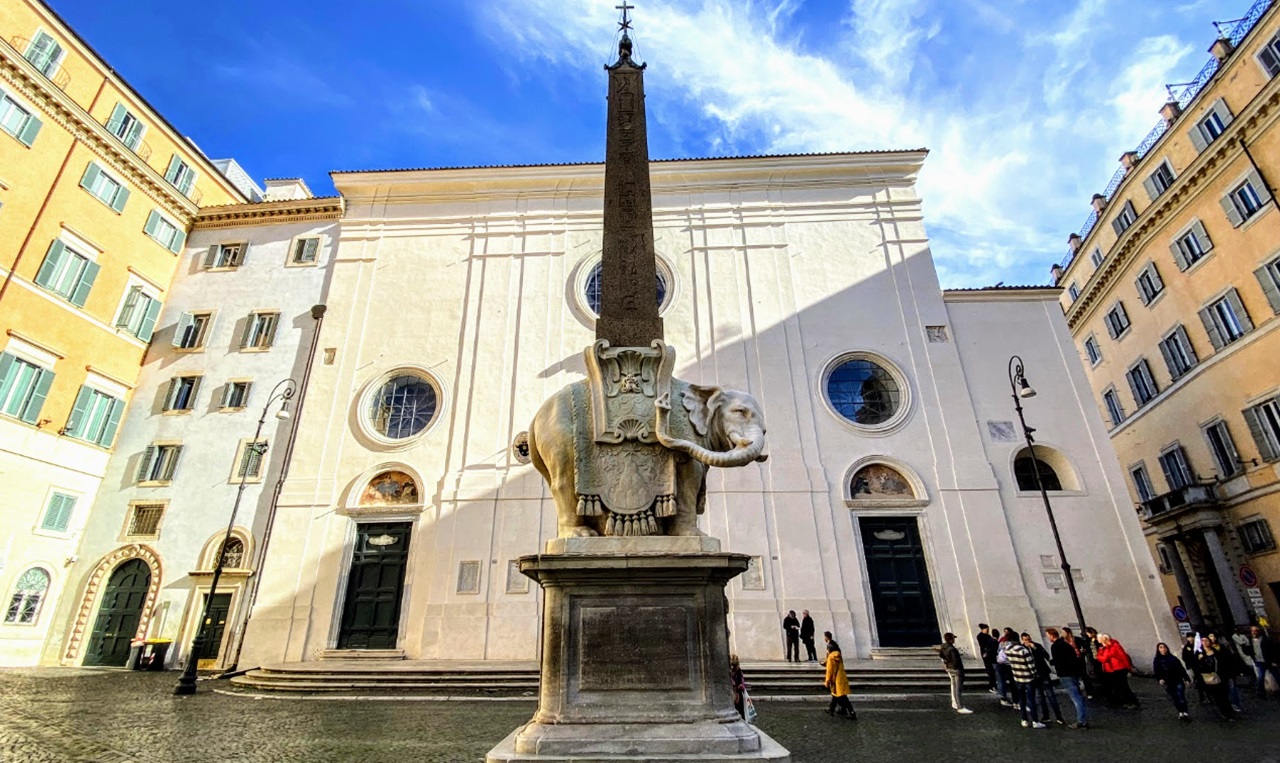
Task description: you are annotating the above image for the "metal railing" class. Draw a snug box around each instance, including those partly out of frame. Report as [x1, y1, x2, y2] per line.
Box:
[103, 116, 154, 162]
[1138, 483, 1219, 521]
[9, 36, 70, 91]
[1064, 0, 1275, 268]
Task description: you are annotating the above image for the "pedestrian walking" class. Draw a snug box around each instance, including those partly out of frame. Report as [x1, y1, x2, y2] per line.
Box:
[995, 628, 1016, 707]
[976, 624, 998, 694]
[1023, 632, 1064, 725]
[1095, 633, 1140, 709]
[937, 632, 973, 714]
[730, 654, 747, 719]
[1183, 634, 1208, 705]
[782, 610, 801, 662]
[822, 632, 857, 719]
[1245, 625, 1280, 698]
[1046, 627, 1090, 729]
[800, 610, 817, 662]
[1062, 627, 1096, 700]
[1197, 642, 1238, 721]
[1206, 633, 1246, 712]
[1152, 642, 1192, 721]
[1004, 633, 1044, 728]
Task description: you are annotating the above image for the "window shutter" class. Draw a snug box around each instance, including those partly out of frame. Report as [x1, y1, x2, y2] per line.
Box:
[1243, 405, 1279, 462]
[1221, 195, 1245, 227]
[108, 103, 126, 134]
[264, 314, 278, 347]
[169, 228, 187, 254]
[69, 260, 99, 308]
[1149, 264, 1163, 294]
[239, 315, 254, 348]
[1199, 306, 1225, 350]
[1142, 175, 1160, 202]
[188, 377, 202, 407]
[179, 168, 196, 196]
[1124, 200, 1136, 221]
[1126, 369, 1142, 406]
[1189, 124, 1209, 153]
[34, 240, 67, 288]
[1256, 263, 1280, 313]
[171, 312, 195, 348]
[99, 398, 124, 447]
[163, 378, 178, 410]
[66, 386, 93, 438]
[137, 445, 156, 482]
[1247, 170, 1273, 205]
[1192, 220, 1212, 252]
[117, 287, 140, 328]
[0, 353, 15, 400]
[1159, 454, 1176, 490]
[165, 155, 181, 183]
[1106, 313, 1119, 339]
[109, 185, 129, 214]
[144, 210, 161, 239]
[1111, 216, 1125, 236]
[236, 242, 249, 265]
[43, 494, 74, 532]
[137, 297, 162, 343]
[1159, 337, 1177, 379]
[1226, 288, 1253, 332]
[302, 237, 319, 262]
[167, 445, 185, 480]
[1178, 325, 1198, 365]
[203, 246, 219, 269]
[17, 113, 42, 146]
[79, 163, 101, 194]
[125, 120, 144, 150]
[19, 368, 53, 424]
[1213, 99, 1234, 131]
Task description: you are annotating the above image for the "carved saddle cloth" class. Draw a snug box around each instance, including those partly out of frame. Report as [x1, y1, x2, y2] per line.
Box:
[571, 342, 686, 536]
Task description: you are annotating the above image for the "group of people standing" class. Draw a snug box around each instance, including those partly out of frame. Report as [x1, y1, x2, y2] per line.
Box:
[1159, 625, 1280, 721]
[781, 609, 818, 662]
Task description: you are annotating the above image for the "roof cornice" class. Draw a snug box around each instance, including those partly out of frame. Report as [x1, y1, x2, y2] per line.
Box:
[193, 197, 345, 230]
[944, 287, 1062, 303]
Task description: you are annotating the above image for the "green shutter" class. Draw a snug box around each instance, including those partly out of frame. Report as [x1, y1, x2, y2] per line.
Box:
[110, 185, 130, 214]
[108, 103, 126, 135]
[1243, 405, 1279, 462]
[117, 287, 140, 329]
[69, 260, 99, 308]
[19, 368, 53, 424]
[172, 313, 195, 348]
[1256, 263, 1280, 314]
[34, 240, 66, 288]
[165, 155, 180, 184]
[137, 445, 156, 482]
[302, 237, 319, 262]
[98, 397, 124, 447]
[169, 227, 186, 254]
[137, 297, 161, 342]
[0, 353, 15, 403]
[167, 445, 185, 480]
[143, 210, 161, 239]
[79, 163, 101, 195]
[42, 493, 74, 532]
[17, 113, 41, 146]
[66, 385, 93, 438]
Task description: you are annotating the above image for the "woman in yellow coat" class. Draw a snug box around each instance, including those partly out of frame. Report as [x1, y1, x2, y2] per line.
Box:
[822, 631, 857, 719]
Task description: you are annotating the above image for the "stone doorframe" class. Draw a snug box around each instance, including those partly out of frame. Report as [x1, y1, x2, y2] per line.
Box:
[62, 544, 163, 664]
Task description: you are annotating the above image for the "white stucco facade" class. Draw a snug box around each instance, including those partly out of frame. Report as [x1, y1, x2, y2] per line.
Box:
[39, 194, 343, 668]
[234, 152, 1176, 669]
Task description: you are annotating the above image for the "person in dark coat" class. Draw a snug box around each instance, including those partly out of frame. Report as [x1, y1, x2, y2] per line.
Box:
[1047, 627, 1089, 729]
[1023, 633, 1064, 724]
[1182, 634, 1207, 705]
[937, 632, 973, 714]
[782, 611, 801, 662]
[1246, 625, 1280, 698]
[1152, 641, 1192, 721]
[800, 610, 817, 662]
[1206, 633, 1246, 712]
[976, 624, 998, 694]
[1197, 642, 1238, 721]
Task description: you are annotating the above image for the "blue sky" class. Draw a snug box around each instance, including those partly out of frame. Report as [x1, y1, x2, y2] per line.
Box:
[53, 0, 1234, 286]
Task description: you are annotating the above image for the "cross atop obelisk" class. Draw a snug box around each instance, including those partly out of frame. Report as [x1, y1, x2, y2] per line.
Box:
[597, 2, 663, 346]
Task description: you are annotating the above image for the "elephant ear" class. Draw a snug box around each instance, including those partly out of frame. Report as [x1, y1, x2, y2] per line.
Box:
[682, 384, 720, 437]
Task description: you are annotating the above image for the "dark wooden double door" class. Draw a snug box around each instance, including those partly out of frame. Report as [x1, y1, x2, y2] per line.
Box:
[84, 559, 151, 667]
[859, 517, 941, 648]
[338, 522, 412, 650]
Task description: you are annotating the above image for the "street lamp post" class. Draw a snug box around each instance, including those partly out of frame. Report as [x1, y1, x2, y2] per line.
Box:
[1008, 355, 1088, 634]
[174, 378, 297, 696]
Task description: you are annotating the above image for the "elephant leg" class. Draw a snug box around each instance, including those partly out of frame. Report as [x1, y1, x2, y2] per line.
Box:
[551, 478, 597, 538]
[670, 465, 708, 537]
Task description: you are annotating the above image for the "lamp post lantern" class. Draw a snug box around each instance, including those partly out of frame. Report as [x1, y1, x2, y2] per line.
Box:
[174, 378, 297, 696]
[1007, 355, 1088, 634]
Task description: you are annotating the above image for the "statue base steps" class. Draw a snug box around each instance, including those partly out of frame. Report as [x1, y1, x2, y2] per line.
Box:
[485, 546, 789, 763]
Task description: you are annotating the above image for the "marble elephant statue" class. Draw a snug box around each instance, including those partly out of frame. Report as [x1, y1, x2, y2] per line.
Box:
[527, 380, 767, 537]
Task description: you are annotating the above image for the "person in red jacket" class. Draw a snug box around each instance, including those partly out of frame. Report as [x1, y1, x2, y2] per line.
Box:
[1095, 634, 1140, 708]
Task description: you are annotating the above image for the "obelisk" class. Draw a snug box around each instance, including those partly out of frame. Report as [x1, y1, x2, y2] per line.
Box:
[596, 11, 663, 347]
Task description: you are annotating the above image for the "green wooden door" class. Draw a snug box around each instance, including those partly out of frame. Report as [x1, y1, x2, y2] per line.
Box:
[84, 559, 151, 666]
[338, 522, 412, 650]
[859, 517, 940, 648]
[195, 592, 233, 662]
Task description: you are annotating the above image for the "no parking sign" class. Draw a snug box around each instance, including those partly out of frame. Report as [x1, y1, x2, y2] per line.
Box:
[1239, 565, 1259, 588]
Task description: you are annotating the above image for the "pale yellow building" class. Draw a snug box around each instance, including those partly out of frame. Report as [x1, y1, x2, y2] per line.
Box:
[0, 0, 245, 664]
[1054, 0, 1280, 634]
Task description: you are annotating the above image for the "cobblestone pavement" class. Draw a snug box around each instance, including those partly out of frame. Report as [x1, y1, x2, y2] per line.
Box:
[2, 668, 1279, 762]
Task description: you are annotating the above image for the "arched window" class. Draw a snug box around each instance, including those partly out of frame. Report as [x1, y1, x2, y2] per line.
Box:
[218, 538, 245, 569]
[368, 375, 438, 440]
[1015, 454, 1063, 492]
[584, 263, 667, 316]
[5, 568, 50, 625]
[359, 470, 420, 506]
[850, 464, 915, 499]
[826, 357, 903, 426]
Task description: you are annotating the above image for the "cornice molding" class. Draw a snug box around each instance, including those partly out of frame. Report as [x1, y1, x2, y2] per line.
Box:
[1064, 80, 1280, 332]
[943, 288, 1061, 303]
[0, 39, 200, 224]
[193, 197, 345, 230]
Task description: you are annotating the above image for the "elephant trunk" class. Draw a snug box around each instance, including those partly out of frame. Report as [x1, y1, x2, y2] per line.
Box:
[656, 425, 766, 468]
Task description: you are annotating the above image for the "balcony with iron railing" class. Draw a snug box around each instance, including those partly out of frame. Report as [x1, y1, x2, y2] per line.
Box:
[9, 36, 70, 91]
[103, 116, 154, 162]
[1138, 483, 1220, 522]
[1058, 0, 1275, 273]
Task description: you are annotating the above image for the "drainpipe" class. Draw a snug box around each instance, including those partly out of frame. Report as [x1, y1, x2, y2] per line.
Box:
[1239, 134, 1276, 199]
[224, 303, 326, 673]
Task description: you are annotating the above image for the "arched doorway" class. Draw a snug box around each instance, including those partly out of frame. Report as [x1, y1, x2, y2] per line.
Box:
[84, 558, 152, 666]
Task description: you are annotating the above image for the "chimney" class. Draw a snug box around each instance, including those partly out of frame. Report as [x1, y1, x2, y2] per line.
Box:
[1119, 151, 1140, 171]
[1160, 101, 1183, 125]
[1210, 37, 1235, 63]
[262, 178, 314, 201]
[1050, 264, 1064, 285]
[1091, 194, 1108, 214]
[1068, 233, 1083, 254]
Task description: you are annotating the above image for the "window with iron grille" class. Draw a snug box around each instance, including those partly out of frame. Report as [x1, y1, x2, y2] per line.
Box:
[24, 32, 64, 78]
[1239, 519, 1276, 554]
[369, 375, 439, 439]
[125, 503, 165, 538]
[4, 568, 49, 625]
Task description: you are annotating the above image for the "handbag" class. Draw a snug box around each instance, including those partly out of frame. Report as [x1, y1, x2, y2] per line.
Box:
[743, 690, 758, 724]
[1201, 671, 1221, 686]
[1265, 670, 1279, 695]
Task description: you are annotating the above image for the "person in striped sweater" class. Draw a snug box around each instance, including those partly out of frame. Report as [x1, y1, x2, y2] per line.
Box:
[1005, 634, 1046, 728]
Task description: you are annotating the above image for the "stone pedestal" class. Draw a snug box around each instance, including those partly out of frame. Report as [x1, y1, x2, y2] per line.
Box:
[486, 538, 790, 762]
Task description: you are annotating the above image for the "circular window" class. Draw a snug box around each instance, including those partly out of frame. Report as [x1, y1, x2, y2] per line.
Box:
[583, 262, 668, 317]
[824, 354, 908, 431]
[368, 374, 438, 440]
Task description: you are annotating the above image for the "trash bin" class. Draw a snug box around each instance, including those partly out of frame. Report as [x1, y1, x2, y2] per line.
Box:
[140, 639, 172, 671]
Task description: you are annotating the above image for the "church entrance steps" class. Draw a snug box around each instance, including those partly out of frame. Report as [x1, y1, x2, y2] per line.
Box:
[228, 658, 985, 697]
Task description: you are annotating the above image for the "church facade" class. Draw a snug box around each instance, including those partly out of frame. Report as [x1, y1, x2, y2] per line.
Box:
[236, 151, 1175, 666]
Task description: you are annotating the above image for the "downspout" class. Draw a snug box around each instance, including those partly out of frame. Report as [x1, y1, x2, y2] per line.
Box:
[224, 302, 326, 673]
[1239, 134, 1276, 198]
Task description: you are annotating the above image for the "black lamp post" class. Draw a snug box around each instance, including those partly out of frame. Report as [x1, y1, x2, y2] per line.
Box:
[1008, 356, 1088, 634]
[174, 378, 296, 696]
